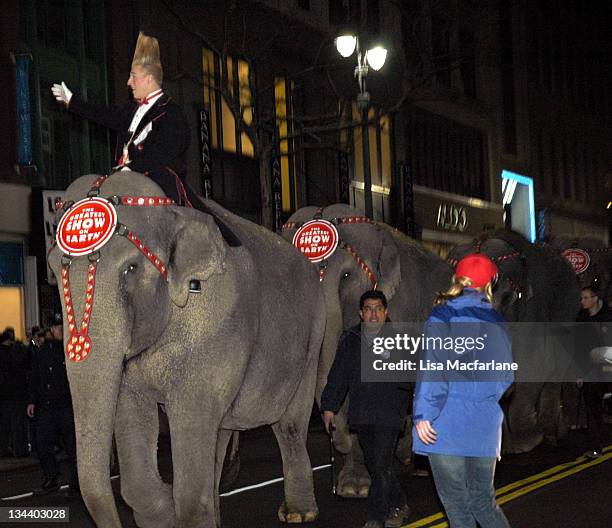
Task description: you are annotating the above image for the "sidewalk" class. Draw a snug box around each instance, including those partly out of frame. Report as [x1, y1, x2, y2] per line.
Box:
[0, 454, 40, 472]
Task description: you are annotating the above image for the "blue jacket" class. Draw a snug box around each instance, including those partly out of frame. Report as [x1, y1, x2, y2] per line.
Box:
[412, 290, 513, 457]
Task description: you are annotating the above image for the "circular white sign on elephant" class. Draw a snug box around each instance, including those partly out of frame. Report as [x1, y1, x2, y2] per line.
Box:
[292, 220, 339, 263]
[562, 248, 590, 274]
[56, 197, 118, 256]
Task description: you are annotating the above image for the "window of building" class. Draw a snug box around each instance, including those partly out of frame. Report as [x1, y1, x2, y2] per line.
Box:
[202, 48, 254, 158]
[36, 0, 67, 50]
[298, 0, 310, 10]
[275, 77, 298, 213]
[404, 106, 487, 199]
[351, 104, 392, 189]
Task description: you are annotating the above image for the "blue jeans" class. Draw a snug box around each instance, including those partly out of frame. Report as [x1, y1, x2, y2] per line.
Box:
[428, 454, 510, 528]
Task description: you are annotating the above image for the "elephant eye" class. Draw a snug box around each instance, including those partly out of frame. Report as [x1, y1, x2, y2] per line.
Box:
[342, 271, 351, 279]
[123, 263, 138, 276]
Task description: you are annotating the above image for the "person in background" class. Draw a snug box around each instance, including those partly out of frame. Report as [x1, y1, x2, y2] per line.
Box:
[575, 286, 612, 458]
[321, 290, 412, 528]
[27, 315, 78, 496]
[0, 328, 30, 457]
[413, 253, 513, 528]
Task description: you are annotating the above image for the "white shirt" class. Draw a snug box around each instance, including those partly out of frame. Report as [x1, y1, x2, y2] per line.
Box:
[128, 89, 163, 133]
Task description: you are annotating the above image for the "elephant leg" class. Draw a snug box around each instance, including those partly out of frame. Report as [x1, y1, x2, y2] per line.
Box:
[336, 435, 371, 498]
[273, 359, 318, 523]
[167, 405, 220, 528]
[395, 418, 413, 466]
[539, 383, 564, 445]
[219, 431, 241, 493]
[115, 389, 174, 528]
[504, 383, 544, 453]
[214, 429, 234, 528]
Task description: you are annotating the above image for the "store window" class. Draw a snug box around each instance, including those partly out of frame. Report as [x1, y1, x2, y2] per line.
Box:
[274, 77, 298, 213]
[202, 48, 254, 157]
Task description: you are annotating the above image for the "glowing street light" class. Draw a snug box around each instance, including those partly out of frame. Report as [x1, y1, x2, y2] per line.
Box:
[335, 34, 388, 218]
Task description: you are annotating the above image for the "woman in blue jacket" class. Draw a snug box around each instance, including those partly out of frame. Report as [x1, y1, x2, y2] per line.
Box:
[413, 253, 513, 528]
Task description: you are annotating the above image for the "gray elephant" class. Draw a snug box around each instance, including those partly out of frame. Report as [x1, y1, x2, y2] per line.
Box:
[447, 229, 580, 453]
[547, 235, 612, 304]
[47, 172, 325, 528]
[281, 204, 452, 498]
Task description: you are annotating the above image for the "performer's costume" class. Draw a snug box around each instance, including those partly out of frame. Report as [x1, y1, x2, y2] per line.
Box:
[66, 32, 191, 204]
[68, 93, 190, 204]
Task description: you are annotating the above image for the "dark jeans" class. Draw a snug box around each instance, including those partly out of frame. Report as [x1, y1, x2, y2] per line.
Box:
[583, 383, 604, 452]
[428, 454, 510, 528]
[36, 406, 77, 485]
[358, 426, 406, 523]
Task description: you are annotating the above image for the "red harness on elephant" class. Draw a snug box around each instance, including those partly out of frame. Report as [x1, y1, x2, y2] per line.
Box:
[282, 208, 379, 289]
[55, 175, 175, 362]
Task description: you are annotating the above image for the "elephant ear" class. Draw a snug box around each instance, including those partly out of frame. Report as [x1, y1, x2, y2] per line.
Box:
[166, 209, 227, 307]
[375, 228, 401, 300]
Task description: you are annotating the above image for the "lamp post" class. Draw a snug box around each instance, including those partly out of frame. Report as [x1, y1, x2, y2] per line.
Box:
[336, 35, 387, 219]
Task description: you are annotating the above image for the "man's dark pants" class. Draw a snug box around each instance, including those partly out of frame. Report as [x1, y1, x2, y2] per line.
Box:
[358, 426, 406, 523]
[36, 405, 77, 484]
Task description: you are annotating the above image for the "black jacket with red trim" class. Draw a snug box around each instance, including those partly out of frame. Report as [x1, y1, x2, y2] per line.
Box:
[68, 93, 190, 203]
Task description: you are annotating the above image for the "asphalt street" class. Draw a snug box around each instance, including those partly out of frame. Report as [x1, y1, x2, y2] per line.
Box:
[1, 418, 610, 528]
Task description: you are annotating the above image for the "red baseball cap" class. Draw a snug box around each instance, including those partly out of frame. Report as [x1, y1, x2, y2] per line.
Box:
[455, 253, 498, 288]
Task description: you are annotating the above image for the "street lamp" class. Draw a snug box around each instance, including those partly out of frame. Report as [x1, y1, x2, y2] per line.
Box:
[335, 34, 387, 218]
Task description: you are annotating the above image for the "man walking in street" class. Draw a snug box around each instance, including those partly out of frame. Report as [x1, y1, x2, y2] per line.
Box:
[321, 290, 412, 528]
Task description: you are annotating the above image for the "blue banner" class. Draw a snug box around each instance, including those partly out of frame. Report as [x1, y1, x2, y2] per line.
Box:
[15, 55, 33, 166]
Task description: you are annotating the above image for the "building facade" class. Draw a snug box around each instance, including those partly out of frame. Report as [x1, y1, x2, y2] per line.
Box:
[1, 0, 610, 333]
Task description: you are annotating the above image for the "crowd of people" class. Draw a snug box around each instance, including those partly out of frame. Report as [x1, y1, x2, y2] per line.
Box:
[0, 316, 78, 497]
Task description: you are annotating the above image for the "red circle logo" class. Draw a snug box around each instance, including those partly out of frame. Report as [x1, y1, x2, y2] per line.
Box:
[562, 248, 590, 274]
[56, 197, 117, 256]
[292, 220, 339, 263]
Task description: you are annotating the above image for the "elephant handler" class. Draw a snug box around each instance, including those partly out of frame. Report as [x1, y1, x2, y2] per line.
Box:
[51, 31, 191, 205]
[321, 290, 412, 528]
[27, 314, 79, 497]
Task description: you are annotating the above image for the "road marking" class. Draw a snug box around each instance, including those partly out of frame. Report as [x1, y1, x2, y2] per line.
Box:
[1, 475, 120, 502]
[220, 464, 331, 497]
[404, 444, 612, 528]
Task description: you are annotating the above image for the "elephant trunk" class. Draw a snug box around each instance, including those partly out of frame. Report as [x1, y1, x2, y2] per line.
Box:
[318, 287, 353, 453]
[316, 287, 345, 402]
[67, 354, 125, 528]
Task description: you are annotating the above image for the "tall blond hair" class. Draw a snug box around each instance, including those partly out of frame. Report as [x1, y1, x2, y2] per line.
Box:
[434, 275, 495, 306]
[132, 32, 163, 85]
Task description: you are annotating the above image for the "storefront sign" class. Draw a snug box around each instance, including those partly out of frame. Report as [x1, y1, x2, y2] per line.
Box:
[437, 203, 468, 232]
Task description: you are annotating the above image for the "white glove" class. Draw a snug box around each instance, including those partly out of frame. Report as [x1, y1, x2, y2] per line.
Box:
[51, 82, 73, 105]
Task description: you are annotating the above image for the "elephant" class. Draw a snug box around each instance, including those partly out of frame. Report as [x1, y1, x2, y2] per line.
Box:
[446, 229, 581, 453]
[281, 204, 452, 498]
[547, 235, 612, 304]
[47, 172, 326, 528]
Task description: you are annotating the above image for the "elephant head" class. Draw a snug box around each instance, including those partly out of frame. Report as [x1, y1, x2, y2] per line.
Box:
[47, 172, 227, 525]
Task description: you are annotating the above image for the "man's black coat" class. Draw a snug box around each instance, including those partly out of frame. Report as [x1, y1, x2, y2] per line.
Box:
[321, 324, 411, 430]
[69, 93, 190, 203]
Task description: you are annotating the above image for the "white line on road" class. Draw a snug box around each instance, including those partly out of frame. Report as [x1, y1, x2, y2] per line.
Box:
[1, 466, 332, 501]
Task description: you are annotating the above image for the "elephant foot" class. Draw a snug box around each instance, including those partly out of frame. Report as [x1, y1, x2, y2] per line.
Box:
[277, 501, 318, 523]
[336, 464, 371, 499]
